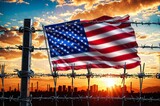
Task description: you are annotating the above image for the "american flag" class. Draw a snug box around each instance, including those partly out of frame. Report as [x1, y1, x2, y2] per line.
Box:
[44, 15, 140, 71]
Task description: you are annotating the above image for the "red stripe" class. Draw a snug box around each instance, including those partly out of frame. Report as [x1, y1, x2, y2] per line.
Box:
[88, 32, 135, 45]
[52, 53, 139, 64]
[54, 61, 140, 71]
[85, 25, 133, 37]
[89, 42, 138, 53]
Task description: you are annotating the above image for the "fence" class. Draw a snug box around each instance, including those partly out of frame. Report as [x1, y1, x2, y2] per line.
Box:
[0, 19, 160, 106]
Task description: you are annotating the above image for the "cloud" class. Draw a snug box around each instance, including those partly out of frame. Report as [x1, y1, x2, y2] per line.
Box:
[55, 0, 113, 9]
[141, 6, 160, 20]
[0, 50, 47, 60]
[32, 52, 47, 59]
[50, 0, 56, 2]
[33, 21, 40, 28]
[48, 16, 59, 20]
[0, 25, 45, 47]
[10, 19, 16, 21]
[59, 11, 72, 17]
[0, 26, 8, 31]
[0, 13, 3, 15]
[0, 50, 21, 60]
[0, 31, 22, 45]
[71, 0, 160, 20]
[45, 3, 49, 6]
[34, 17, 45, 23]
[136, 32, 149, 40]
[34, 35, 45, 46]
[2, 0, 29, 4]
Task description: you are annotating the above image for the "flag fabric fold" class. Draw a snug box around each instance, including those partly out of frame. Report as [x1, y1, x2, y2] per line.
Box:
[44, 15, 140, 71]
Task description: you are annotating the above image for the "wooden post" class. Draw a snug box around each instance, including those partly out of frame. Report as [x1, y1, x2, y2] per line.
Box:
[20, 19, 32, 106]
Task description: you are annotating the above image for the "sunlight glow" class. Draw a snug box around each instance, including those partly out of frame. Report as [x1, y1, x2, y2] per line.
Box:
[105, 78, 116, 87]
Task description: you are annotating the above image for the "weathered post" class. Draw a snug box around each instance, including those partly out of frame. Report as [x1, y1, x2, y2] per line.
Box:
[20, 19, 33, 106]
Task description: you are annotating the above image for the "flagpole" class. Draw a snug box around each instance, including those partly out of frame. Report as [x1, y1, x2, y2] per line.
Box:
[42, 25, 53, 75]
[86, 64, 91, 106]
[71, 64, 75, 106]
[42, 25, 58, 106]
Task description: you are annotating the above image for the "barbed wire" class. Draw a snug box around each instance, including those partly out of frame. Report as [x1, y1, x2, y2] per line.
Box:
[0, 96, 160, 102]
[0, 44, 160, 51]
[1, 72, 160, 79]
[0, 21, 160, 32]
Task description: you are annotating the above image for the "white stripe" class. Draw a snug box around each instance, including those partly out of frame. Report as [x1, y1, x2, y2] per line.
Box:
[89, 36, 136, 49]
[55, 57, 140, 68]
[87, 27, 134, 41]
[84, 23, 121, 32]
[51, 48, 137, 61]
[85, 22, 132, 32]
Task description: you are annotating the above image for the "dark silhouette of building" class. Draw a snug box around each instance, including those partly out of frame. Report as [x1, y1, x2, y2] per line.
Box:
[68, 86, 72, 92]
[63, 85, 67, 92]
[58, 86, 62, 92]
[90, 84, 98, 92]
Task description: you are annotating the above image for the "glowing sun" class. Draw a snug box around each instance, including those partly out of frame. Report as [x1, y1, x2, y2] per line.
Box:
[106, 78, 116, 87]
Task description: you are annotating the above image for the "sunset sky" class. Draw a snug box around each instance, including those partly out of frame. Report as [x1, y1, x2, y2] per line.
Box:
[0, 0, 160, 92]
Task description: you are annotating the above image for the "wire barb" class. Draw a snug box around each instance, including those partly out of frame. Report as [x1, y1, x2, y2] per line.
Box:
[0, 21, 160, 32]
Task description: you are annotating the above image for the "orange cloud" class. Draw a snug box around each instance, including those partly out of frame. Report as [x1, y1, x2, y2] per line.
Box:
[3, 0, 29, 4]
[0, 50, 47, 60]
[71, 0, 160, 20]
[136, 32, 149, 40]
[32, 52, 47, 59]
[0, 50, 21, 60]
[0, 25, 45, 47]
[0, 31, 22, 45]
[34, 35, 45, 46]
